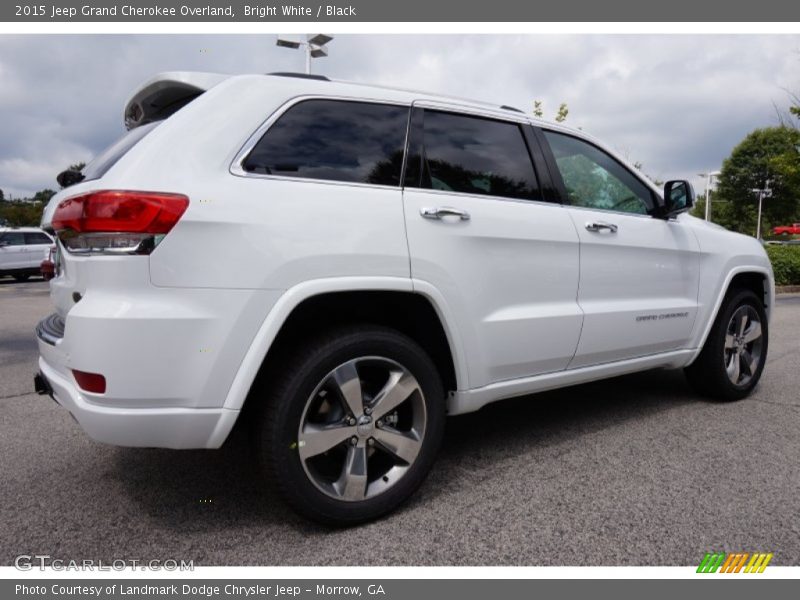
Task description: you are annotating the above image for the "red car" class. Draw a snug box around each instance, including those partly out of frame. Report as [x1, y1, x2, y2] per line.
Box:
[773, 223, 800, 235]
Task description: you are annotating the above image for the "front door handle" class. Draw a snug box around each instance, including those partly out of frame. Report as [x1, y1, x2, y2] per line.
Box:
[420, 207, 471, 221]
[585, 221, 618, 233]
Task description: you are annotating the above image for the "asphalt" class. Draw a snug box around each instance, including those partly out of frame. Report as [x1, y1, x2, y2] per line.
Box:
[1, 277, 798, 566]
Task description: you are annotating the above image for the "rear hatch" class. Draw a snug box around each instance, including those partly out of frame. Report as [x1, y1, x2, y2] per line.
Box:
[42, 71, 229, 230]
[40, 72, 229, 320]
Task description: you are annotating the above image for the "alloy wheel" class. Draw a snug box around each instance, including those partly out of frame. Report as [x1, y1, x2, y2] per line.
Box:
[297, 356, 427, 501]
[724, 305, 764, 387]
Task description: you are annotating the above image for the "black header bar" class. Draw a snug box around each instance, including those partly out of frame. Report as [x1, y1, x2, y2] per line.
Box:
[3, 0, 800, 22]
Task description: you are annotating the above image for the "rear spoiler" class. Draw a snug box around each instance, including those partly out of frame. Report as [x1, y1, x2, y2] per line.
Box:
[123, 71, 230, 130]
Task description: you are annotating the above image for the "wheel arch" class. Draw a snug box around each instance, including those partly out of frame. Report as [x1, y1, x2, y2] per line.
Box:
[689, 265, 772, 364]
[221, 278, 467, 415]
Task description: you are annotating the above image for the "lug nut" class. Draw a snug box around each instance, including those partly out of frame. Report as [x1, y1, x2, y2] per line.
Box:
[350, 436, 358, 446]
[364, 407, 372, 415]
[348, 417, 356, 426]
[367, 438, 375, 446]
[376, 419, 383, 428]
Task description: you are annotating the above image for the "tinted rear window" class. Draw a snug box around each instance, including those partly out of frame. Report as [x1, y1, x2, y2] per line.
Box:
[82, 121, 160, 182]
[24, 232, 53, 245]
[242, 100, 409, 186]
[406, 110, 540, 201]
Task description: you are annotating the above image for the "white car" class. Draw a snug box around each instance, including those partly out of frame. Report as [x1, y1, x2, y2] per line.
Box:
[0, 226, 54, 281]
[36, 72, 774, 524]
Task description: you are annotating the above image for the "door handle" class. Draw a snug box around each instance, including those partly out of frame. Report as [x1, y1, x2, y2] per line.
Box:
[585, 221, 618, 233]
[420, 207, 471, 221]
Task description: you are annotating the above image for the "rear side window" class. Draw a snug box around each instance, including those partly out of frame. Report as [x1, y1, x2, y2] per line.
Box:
[242, 100, 409, 186]
[24, 232, 52, 245]
[0, 232, 25, 246]
[82, 121, 161, 182]
[406, 110, 540, 201]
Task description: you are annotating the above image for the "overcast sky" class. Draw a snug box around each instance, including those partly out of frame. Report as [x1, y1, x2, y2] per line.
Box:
[0, 34, 798, 198]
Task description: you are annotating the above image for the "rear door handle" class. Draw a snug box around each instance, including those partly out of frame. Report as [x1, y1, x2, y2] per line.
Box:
[420, 207, 471, 221]
[585, 221, 618, 233]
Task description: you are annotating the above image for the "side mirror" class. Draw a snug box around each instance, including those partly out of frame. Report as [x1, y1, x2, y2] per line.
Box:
[661, 180, 695, 218]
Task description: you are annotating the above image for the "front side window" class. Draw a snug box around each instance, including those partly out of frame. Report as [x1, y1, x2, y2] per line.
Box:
[407, 110, 540, 201]
[242, 100, 409, 186]
[543, 130, 653, 215]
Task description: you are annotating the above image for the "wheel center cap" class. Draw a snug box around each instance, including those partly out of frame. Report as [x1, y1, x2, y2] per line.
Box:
[356, 415, 374, 437]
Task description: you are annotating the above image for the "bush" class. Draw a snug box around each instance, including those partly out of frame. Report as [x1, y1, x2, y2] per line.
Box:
[766, 244, 800, 286]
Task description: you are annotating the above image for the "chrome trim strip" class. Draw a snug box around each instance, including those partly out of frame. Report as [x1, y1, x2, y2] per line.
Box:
[411, 98, 531, 125]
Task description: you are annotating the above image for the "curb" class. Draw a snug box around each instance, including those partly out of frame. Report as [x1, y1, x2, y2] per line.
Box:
[776, 285, 800, 294]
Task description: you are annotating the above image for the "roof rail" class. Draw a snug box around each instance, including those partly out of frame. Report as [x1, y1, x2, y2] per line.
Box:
[267, 72, 330, 82]
[500, 105, 524, 114]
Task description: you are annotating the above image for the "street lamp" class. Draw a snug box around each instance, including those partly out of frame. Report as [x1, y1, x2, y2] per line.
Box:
[752, 180, 772, 241]
[276, 34, 333, 74]
[698, 171, 721, 221]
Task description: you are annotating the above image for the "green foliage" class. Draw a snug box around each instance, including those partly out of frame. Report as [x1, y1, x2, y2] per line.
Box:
[34, 189, 56, 204]
[0, 189, 54, 226]
[766, 244, 800, 286]
[555, 103, 569, 123]
[691, 192, 707, 218]
[533, 100, 568, 122]
[713, 127, 800, 235]
[0, 188, 4, 202]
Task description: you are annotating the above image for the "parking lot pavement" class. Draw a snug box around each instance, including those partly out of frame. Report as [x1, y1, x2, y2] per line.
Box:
[1, 278, 798, 566]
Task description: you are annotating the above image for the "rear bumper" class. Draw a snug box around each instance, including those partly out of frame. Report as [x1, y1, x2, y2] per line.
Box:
[33, 254, 282, 448]
[36, 356, 238, 449]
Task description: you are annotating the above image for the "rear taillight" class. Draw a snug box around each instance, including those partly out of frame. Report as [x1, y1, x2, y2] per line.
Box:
[52, 190, 189, 255]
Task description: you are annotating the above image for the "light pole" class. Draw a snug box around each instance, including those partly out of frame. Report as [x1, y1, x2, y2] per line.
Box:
[752, 181, 772, 240]
[698, 170, 721, 221]
[276, 34, 333, 74]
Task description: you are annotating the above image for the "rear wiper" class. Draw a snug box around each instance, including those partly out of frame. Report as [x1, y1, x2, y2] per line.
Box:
[56, 169, 85, 188]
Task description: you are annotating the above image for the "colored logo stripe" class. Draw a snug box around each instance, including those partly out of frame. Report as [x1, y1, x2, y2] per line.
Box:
[697, 552, 773, 573]
[745, 553, 773, 573]
[697, 552, 726, 573]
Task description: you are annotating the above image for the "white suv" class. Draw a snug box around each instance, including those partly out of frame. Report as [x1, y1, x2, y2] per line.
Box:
[36, 72, 773, 524]
[0, 226, 54, 281]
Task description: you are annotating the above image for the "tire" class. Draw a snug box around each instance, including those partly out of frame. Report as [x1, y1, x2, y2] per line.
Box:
[685, 288, 768, 401]
[252, 325, 446, 525]
[13, 274, 30, 282]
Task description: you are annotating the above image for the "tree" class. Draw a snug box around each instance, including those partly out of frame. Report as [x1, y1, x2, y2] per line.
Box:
[555, 103, 569, 123]
[533, 100, 569, 122]
[0, 188, 52, 226]
[0, 188, 4, 202]
[712, 126, 800, 235]
[33, 189, 56, 204]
